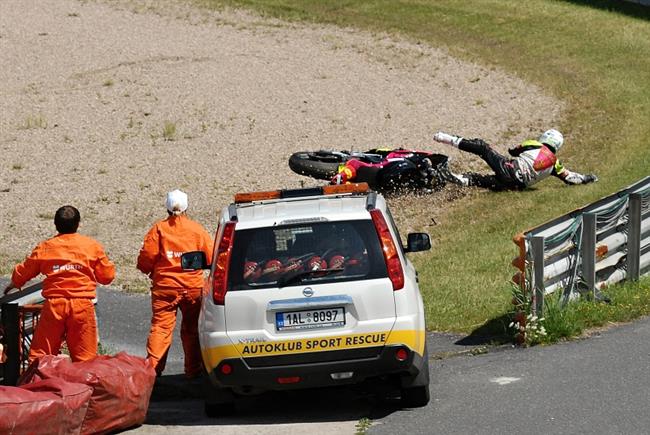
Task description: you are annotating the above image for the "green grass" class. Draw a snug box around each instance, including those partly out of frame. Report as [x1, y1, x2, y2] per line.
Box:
[197, 0, 650, 334]
[355, 417, 372, 435]
[97, 342, 115, 356]
[538, 277, 650, 344]
[19, 114, 48, 130]
[162, 121, 177, 141]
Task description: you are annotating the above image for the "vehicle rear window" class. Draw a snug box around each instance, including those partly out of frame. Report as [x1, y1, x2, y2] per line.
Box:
[228, 220, 387, 290]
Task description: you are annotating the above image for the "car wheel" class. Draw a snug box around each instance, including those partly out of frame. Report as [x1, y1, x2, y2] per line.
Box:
[400, 385, 430, 408]
[400, 345, 430, 408]
[203, 383, 236, 417]
[204, 400, 235, 418]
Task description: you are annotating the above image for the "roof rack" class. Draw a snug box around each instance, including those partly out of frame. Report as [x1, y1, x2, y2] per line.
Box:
[234, 183, 370, 204]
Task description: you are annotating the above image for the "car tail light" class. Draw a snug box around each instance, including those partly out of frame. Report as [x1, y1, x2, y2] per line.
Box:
[277, 376, 301, 384]
[212, 221, 236, 305]
[219, 363, 233, 375]
[395, 347, 409, 362]
[370, 209, 404, 290]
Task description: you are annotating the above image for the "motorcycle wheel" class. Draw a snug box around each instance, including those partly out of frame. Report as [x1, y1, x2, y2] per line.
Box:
[288, 151, 347, 180]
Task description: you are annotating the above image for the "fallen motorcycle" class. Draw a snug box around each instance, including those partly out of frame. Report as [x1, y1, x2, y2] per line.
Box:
[289, 148, 451, 192]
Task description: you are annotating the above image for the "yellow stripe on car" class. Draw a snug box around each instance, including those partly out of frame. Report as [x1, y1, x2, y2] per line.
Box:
[201, 329, 425, 370]
[386, 329, 426, 356]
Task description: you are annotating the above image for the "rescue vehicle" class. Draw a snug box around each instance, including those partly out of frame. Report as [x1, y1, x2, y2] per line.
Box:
[181, 183, 431, 416]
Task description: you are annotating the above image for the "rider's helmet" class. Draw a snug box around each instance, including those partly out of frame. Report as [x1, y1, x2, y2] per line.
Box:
[538, 129, 564, 152]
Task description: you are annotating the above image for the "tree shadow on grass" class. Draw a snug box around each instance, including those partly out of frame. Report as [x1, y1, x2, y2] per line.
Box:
[560, 0, 650, 21]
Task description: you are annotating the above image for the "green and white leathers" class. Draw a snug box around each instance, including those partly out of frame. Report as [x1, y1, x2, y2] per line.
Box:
[508, 139, 586, 186]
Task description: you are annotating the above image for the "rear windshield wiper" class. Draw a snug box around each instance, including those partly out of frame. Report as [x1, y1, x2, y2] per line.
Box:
[277, 268, 344, 288]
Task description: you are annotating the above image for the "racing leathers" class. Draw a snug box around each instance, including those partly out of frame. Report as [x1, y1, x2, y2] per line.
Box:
[452, 138, 597, 190]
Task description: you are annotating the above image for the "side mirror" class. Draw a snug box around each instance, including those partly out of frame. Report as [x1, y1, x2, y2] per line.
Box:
[181, 251, 210, 270]
[405, 233, 431, 253]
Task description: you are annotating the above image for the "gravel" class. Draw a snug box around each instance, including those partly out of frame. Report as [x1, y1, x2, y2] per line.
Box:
[0, 0, 563, 290]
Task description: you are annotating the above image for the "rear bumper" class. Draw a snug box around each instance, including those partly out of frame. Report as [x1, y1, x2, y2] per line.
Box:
[208, 344, 425, 390]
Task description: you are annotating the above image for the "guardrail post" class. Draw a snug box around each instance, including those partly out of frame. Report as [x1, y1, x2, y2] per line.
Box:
[1, 303, 20, 386]
[581, 213, 597, 299]
[532, 236, 545, 316]
[627, 193, 642, 281]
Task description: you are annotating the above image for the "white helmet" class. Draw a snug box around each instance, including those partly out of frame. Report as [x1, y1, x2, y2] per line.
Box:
[538, 129, 564, 152]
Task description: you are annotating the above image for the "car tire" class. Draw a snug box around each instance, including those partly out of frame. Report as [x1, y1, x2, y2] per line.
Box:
[400, 385, 430, 408]
[400, 345, 430, 408]
[203, 383, 236, 417]
[204, 401, 235, 418]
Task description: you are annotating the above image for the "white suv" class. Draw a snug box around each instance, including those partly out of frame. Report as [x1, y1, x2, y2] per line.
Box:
[182, 183, 431, 416]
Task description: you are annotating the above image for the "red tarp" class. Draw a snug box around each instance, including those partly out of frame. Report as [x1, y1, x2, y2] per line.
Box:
[0, 378, 92, 434]
[19, 352, 156, 434]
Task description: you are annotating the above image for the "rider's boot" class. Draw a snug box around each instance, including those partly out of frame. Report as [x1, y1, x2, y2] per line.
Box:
[438, 164, 469, 187]
[447, 172, 469, 187]
[433, 131, 463, 148]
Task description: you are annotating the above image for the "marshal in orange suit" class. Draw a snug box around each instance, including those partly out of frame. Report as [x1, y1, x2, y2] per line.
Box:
[137, 190, 214, 378]
[3, 205, 115, 362]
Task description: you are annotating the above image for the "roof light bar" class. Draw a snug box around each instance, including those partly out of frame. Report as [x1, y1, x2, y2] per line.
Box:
[234, 183, 370, 203]
[234, 190, 281, 204]
[282, 187, 322, 198]
[322, 183, 369, 195]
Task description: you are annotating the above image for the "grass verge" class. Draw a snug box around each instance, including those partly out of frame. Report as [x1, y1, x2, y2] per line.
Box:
[538, 276, 650, 344]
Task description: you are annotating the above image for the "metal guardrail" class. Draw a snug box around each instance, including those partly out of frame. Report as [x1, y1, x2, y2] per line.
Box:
[0, 282, 44, 385]
[512, 176, 650, 314]
[0, 280, 45, 306]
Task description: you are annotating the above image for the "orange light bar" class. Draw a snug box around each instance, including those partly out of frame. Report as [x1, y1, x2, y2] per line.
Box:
[322, 182, 369, 195]
[234, 190, 281, 203]
[234, 182, 369, 204]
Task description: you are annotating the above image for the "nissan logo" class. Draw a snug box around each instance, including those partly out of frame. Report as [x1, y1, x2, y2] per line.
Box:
[302, 287, 314, 298]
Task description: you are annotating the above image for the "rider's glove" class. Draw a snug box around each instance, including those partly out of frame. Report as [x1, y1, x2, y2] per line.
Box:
[331, 173, 346, 185]
[583, 174, 598, 184]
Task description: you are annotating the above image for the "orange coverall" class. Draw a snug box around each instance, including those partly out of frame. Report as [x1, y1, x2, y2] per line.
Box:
[137, 214, 214, 377]
[10, 233, 115, 362]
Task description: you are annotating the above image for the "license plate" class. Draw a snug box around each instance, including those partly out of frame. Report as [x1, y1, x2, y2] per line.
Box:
[276, 307, 345, 331]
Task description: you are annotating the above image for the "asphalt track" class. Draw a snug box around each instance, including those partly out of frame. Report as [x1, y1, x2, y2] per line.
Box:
[1, 280, 484, 433]
[5, 279, 650, 434]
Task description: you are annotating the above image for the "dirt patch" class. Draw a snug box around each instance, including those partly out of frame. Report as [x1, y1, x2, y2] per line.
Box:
[0, 0, 563, 290]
